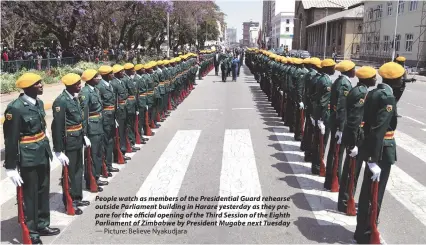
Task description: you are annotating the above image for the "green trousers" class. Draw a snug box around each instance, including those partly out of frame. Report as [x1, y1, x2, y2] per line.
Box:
[86, 134, 103, 181]
[21, 154, 50, 239]
[127, 113, 136, 145]
[103, 124, 114, 168]
[63, 148, 83, 203]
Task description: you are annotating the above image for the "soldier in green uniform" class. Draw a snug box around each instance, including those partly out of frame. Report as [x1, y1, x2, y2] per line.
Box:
[79, 70, 110, 188]
[311, 59, 336, 175]
[338, 66, 377, 213]
[52, 73, 90, 214]
[3, 73, 59, 244]
[286, 58, 300, 132]
[150, 62, 163, 126]
[123, 63, 143, 148]
[145, 61, 160, 129]
[97, 65, 128, 170]
[294, 58, 309, 141]
[324, 60, 355, 190]
[354, 62, 403, 244]
[111, 65, 136, 156]
[300, 58, 319, 155]
[134, 64, 153, 138]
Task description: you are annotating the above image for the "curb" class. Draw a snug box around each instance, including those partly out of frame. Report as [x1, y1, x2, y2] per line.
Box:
[1, 102, 53, 124]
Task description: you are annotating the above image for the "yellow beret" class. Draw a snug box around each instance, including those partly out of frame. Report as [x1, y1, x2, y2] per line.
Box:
[275, 56, 281, 62]
[112, 64, 124, 74]
[303, 58, 311, 64]
[311, 59, 322, 68]
[81, 69, 98, 82]
[150, 61, 158, 67]
[335, 60, 356, 72]
[98, 65, 112, 75]
[144, 63, 152, 69]
[281, 58, 287, 63]
[175, 58, 181, 62]
[164, 60, 170, 65]
[16, 73, 42, 89]
[124, 63, 134, 70]
[61, 73, 81, 86]
[293, 58, 303, 65]
[395, 56, 406, 62]
[157, 60, 164, 66]
[355, 66, 377, 79]
[135, 64, 144, 71]
[321, 59, 336, 67]
[379, 62, 405, 79]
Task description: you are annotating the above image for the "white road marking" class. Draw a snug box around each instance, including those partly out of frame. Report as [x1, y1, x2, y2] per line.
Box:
[231, 107, 255, 110]
[395, 130, 426, 164]
[422, 129, 426, 132]
[218, 129, 265, 224]
[188, 108, 219, 111]
[402, 101, 424, 109]
[273, 127, 357, 226]
[403, 116, 426, 126]
[120, 130, 201, 223]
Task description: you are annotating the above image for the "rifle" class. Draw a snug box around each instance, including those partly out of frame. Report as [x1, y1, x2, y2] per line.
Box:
[135, 113, 142, 144]
[346, 157, 357, 216]
[300, 108, 305, 137]
[17, 186, 32, 244]
[101, 156, 109, 178]
[125, 128, 132, 153]
[86, 147, 98, 192]
[370, 179, 381, 244]
[330, 143, 340, 192]
[114, 127, 125, 164]
[62, 165, 75, 215]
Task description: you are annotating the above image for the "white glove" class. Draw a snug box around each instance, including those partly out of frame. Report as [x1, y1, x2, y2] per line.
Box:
[335, 131, 343, 144]
[84, 136, 91, 147]
[146, 105, 149, 110]
[299, 102, 304, 109]
[136, 111, 139, 115]
[115, 119, 119, 128]
[349, 146, 358, 157]
[310, 117, 315, 126]
[367, 162, 381, 181]
[55, 152, 69, 166]
[6, 169, 23, 187]
[318, 120, 325, 135]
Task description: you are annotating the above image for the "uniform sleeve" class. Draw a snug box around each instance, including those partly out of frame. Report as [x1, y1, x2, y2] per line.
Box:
[296, 73, 306, 103]
[343, 89, 366, 148]
[366, 94, 396, 162]
[336, 81, 353, 130]
[319, 79, 331, 121]
[79, 91, 90, 136]
[51, 99, 66, 152]
[3, 106, 21, 169]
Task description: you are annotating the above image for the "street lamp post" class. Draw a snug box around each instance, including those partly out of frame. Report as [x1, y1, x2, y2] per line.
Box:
[323, 8, 328, 59]
[167, 12, 170, 58]
[391, 0, 400, 60]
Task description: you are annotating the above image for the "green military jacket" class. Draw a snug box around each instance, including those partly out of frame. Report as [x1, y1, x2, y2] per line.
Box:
[122, 74, 138, 114]
[52, 90, 84, 152]
[3, 94, 52, 169]
[150, 71, 161, 99]
[79, 84, 104, 135]
[295, 67, 308, 104]
[363, 83, 397, 163]
[96, 79, 116, 126]
[303, 68, 318, 108]
[342, 83, 368, 148]
[157, 68, 166, 95]
[135, 73, 148, 108]
[313, 73, 332, 122]
[329, 75, 353, 130]
[110, 77, 128, 120]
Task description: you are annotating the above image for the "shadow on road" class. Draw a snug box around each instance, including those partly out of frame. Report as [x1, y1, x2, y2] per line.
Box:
[293, 217, 354, 243]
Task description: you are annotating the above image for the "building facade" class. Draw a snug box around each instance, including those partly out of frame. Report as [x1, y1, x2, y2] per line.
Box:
[306, 6, 363, 59]
[262, 1, 273, 39]
[226, 28, 237, 44]
[243, 21, 260, 46]
[359, 0, 426, 67]
[249, 26, 259, 47]
[262, 0, 295, 50]
[292, 0, 362, 51]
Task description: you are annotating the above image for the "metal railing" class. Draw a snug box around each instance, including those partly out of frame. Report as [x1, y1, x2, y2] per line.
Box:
[1, 57, 78, 73]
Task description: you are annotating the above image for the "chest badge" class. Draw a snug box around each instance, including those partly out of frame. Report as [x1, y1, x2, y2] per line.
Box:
[344, 91, 349, 96]
[55, 107, 61, 112]
[6, 113, 12, 120]
[386, 105, 393, 112]
[359, 98, 365, 104]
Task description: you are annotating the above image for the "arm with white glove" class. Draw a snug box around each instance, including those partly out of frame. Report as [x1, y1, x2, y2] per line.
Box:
[84, 136, 91, 147]
[115, 119, 119, 128]
[335, 130, 343, 144]
[318, 120, 326, 135]
[367, 162, 381, 181]
[348, 146, 358, 157]
[6, 169, 24, 187]
[55, 152, 70, 166]
[299, 102, 304, 110]
[311, 117, 315, 126]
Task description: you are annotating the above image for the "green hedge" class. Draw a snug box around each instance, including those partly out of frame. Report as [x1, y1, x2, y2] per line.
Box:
[0, 55, 163, 94]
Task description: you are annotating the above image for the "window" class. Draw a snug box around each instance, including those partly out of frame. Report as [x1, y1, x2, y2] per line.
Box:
[376, 4, 382, 18]
[405, 33, 414, 51]
[286, 27, 289, 32]
[374, 35, 380, 51]
[410, 0, 418, 11]
[394, 34, 401, 51]
[368, 8, 373, 19]
[286, 19, 290, 24]
[398, 0, 405, 14]
[387, 2, 393, 15]
[383, 35, 390, 52]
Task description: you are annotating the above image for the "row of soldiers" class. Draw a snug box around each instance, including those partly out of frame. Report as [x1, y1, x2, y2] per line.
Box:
[245, 48, 413, 244]
[3, 52, 214, 244]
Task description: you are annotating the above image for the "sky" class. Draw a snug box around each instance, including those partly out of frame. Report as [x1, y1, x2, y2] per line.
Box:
[215, 0, 263, 40]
